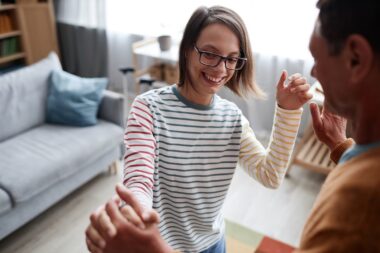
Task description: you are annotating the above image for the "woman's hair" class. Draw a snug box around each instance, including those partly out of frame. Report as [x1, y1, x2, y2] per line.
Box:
[178, 6, 265, 98]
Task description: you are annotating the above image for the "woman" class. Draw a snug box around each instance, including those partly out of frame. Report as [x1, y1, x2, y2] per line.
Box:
[86, 5, 311, 253]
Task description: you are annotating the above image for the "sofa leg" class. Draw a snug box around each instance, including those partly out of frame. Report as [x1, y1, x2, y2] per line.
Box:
[108, 161, 119, 174]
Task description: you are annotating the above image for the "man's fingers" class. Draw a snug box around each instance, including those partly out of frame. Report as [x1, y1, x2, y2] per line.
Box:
[120, 204, 146, 229]
[98, 210, 117, 238]
[89, 207, 104, 236]
[105, 199, 128, 230]
[115, 184, 144, 216]
[85, 225, 106, 250]
[276, 70, 287, 90]
[310, 103, 322, 131]
[86, 238, 103, 253]
[142, 209, 160, 226]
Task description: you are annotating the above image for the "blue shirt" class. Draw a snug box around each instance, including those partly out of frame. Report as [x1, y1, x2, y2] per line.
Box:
[339, 141, 380, 164]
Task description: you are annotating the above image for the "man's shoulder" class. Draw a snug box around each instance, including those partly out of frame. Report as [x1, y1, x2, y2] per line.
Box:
[298, 147, 380, 252]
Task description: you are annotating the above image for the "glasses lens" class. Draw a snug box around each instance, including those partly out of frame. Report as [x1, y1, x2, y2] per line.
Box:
[200, 52, 220, 67]
[226, 58, 245, 70]
[198, 48, 246, 70]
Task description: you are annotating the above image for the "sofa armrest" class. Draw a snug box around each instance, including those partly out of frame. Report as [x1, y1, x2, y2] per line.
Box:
[98, 90, 125, 128]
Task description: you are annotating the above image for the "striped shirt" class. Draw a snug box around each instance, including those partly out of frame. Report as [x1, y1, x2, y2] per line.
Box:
[123, 85, 302, 252]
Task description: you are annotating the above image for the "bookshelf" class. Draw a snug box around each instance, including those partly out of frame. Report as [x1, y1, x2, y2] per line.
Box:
[0, 0, 59, 73]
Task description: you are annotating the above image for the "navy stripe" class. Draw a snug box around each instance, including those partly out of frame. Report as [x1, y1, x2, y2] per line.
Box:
[156, 180, 232, 189]
[154, 186, 230, 196]
[158, 139, 240, 146]
[159, 146, 240, 153]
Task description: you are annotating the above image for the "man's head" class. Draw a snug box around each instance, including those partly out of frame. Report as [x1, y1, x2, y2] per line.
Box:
[309, 0, 380, 117]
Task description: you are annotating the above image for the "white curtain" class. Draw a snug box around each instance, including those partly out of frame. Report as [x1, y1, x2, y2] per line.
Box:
[105, 0, 319, 59]
[56, 0, 318, 135]
[105, 1, 318, 135]
[55, 0, 106, 28]
[219, 53, 314, 138]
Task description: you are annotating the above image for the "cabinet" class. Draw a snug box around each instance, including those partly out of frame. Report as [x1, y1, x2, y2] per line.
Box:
[131, 37, 179, 94]
[0, 0, 59, 72]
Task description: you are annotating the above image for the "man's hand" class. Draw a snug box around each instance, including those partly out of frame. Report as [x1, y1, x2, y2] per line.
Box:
[310, 102, 347, 150]
[85, 184, 171, 253]
[102, 184, 172, 253]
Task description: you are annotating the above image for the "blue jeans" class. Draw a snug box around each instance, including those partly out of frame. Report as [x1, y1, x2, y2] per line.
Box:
[200, 236, 226, 253]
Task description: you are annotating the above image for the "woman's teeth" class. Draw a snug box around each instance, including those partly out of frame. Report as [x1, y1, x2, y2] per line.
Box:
[205, 74, 223, 83]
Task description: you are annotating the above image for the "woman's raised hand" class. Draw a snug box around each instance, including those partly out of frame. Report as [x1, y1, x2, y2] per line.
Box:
[276, 70, 313, 110]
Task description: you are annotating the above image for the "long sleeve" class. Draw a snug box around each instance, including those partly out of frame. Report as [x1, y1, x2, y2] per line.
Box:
[239, 104, 302, 189]
[123, 97, 156, 210]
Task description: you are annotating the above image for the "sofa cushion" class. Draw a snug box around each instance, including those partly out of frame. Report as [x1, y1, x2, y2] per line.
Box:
[0, 52, 62, 143]
[46, 70, 108, 126]
[0, 121, 123, 203]
[0, 188, 12, 216]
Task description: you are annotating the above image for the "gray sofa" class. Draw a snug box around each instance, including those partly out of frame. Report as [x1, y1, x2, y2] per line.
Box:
[0, 52, 125, 239]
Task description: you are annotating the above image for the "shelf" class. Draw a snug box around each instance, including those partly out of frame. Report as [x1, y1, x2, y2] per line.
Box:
[0, 30, 21, 39]
[0, 52, 25, 64]
[0, 4, 16, 11]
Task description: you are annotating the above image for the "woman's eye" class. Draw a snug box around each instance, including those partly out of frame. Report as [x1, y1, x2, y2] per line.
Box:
[204, 52, 217, 59]
[227, 58, 238, 64]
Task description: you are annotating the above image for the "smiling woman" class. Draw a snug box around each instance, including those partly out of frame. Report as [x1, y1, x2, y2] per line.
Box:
[86, 5, 313, 253]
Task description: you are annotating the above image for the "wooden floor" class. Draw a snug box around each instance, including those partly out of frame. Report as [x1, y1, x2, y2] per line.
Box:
[0, 161, 325, 253]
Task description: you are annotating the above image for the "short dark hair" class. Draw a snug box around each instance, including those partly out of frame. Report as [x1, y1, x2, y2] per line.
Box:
[178, 6, 265, 98]
[317, 0, 380, 55]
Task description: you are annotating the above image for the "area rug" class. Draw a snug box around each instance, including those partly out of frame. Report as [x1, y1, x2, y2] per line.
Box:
[225, 219, 295, 253]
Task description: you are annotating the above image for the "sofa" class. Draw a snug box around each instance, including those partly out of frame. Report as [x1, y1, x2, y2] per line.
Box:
[0, 52, 125, 239]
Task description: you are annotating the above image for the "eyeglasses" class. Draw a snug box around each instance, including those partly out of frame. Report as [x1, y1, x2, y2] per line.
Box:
[194, 45, 247, 70]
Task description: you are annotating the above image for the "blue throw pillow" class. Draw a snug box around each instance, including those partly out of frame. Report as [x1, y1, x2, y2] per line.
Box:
[46, 70, 108, 126]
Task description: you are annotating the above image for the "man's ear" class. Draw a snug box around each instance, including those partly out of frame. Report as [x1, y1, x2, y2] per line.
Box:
[344, 34, 374, 83]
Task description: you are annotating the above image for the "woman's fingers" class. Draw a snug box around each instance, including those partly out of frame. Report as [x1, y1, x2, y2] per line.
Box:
[276, 70, 288, 90]
[288, 73, 302, 81]
[290, 83, 310, 93]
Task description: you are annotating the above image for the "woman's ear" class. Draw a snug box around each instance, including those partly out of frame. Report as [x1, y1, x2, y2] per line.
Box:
[344, 34, 374, 83]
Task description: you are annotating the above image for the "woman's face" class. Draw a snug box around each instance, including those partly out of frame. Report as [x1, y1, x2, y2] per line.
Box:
[185, 23, 240, 102]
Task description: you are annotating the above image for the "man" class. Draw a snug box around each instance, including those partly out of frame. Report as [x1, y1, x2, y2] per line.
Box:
[86, 0, 380, 252]
[295, 0, 380, 251]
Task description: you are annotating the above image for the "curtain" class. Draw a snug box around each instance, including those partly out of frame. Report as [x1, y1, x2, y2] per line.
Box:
[54, 0, 318, 135]
[54, 0, 108, 78]
[219, 53, 315, 138]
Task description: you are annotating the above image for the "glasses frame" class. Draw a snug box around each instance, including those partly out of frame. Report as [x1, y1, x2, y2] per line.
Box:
[193, 45, 247, 71]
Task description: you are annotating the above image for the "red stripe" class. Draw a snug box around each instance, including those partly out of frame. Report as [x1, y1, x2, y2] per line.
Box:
[127, 143, 156, 149]
[125, 168, 154, 176]
[124, 156, 153, 166]
[125, 179, 152, 190]
[124, 151, 155, 159]
[126, 131, 151, 135]
[131, 112, 153, 125]
[128, 123, 152, 131]
[125, 164, 154, 171]
[125, 182, 152, 194]
[124, 137, 155, 143]
[132, 101, 152, 117]
[136, 100, 150, 114]
[124, 174, 154, 184]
